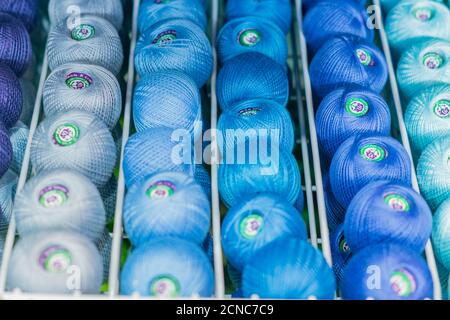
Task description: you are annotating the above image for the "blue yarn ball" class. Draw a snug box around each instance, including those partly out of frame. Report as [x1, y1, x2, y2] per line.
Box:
[0, 0, 38, 31]
[217, 17, 287, 65]
[405, 85, 450, 154]
[397, 39, 450, 101]
[217, 99, 295, 153]
[124, 171, 210, 247]
[310, 36, 388, 98]
[242, 238, 336, 299]
[135, 19, 213, 88]
[324, 173, 346, 231]
[330, 224, 352, 284]
[316, 87, 391, 161]
[217, 52, 289, 110]
[221, 194, 307, 271]
[138, 0, 206, 33]
[303, 1, 373, 54]
[345, 181, 432, 253]
[341, 243, 433, 300]
[0, 170, 17, 232]
[330, 134, 412, 208]
[432, 198, 450, 271]
[120, 237, 214, 297]
[303, 0, 366, 11]
[0, 122, 13, 178]
[417, 136, 450, 210]
[225, 0, 292, 34]
[0, 63, 22, 128]
[9, 121, 29, 175]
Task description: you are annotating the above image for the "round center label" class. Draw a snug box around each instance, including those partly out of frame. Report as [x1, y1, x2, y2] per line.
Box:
[338, 234, 351, 256]
[146, 180, 176, 200]
[65, 72, 93, 89]
[384, 193, 410, 212]
[413, 7, 432, 21]
[238, 107, 261, 117]
[240, 214, 264, 239]
[433, 99, 450, 118]
[154, 0, 171, 3]
[356, 48, 373, 66]
[39, 245, 72, 273]
[238, 29, 261, 47]
[150, 275, 180, 297]
[390, 269, 417, 297]
[71, 24, 95, 41]
[360, 144, 386, 162]
[423, 52, 443, 69]
[345, 98, 369, 117]
[153, 30, 177, 46]
[53, 123, 80, 147]
[39, 184, 69, 208]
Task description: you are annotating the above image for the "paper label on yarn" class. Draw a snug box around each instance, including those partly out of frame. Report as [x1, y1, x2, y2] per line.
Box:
[39, 245, 72, 273]
[153, 30, 177, 46]
[345, 98, 369, 117]
[240, 214, 264, 239]
[154, 0, 172, 3]
[146, 180, 176, 200]
[412, 6, 433, 21]
[39, 184, 70, 208]
[422, 52, 443, 69]
[384, 193, 410, 212]
[53, 123, 80, 147]
[433, 99, 450, 118]
[390, 269, 417, 297]
[238, 29, 261, 47]
[65, 72, 93, 89]
[359, 144, 386, 162]
[356, 48, 373, 66]
[238, 107, 261, 117]
[338, 234, 351, 256]
[71, 24, 95, 41]
[149, 275, 180, 297]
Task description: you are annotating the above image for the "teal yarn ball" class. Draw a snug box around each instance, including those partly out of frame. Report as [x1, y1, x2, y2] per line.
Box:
[124, 171, 210, 247]
[405, 85, 450, 154]
[397, 39, 450, 101]
[31, 110, 117, 188]
[242, 238, 336, 299]
[217, 17, 287, 65]
[0, 170, 17, 232]
[432, 198, 450, 271]
[221, 194, 307, 271]
[8, 121, 29, 175]
[417, 136, 450, 210]
[7, 231, 103, 294]
[330, 224, 352, 284]
[120, 237, 214, 297]
[43, 64, 122, 130]
[381, 0, 445, 13]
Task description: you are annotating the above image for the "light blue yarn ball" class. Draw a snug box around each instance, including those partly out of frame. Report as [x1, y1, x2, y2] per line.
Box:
[135, 19, 213, 88]
[124, 171, 210, 247]
[18, 78, 36, 125]
[221, 194, 307, 272]
[405, 85, 450, 154]
[138, 0, 206, 33]
[120, 237, 214, 297]
[432, 198, 450, 271]
[30, 110, 117, 188]
[14, 169, 106, 241]
[217, 17, 287, 66]
[316, 87, 391, 161]
[7, 231, 103, 294]
[397, 39, 450, 101]
[8, 121, 29, 175]
[193, 164, 211, 200]
[417, 136, 450, 210]
[217, 52, 289, 110]
[242, 238, 336, 299]
[330, 134, 412, 208]
[0, 170, 17, 233]
[310, 36, 388, 98]
[345, 181, 432, 253]
[330, 223, 352, 284]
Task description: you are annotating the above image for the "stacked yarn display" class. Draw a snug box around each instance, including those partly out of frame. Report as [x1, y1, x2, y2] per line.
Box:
[217, 0, 335, 299]
[7, 0, 125, 294]
[385, 0, 450, 299]
[120, 0, 214, 298]
[304, 0, 434, 299]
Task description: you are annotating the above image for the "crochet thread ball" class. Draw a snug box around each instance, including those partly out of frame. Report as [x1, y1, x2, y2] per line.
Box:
[330, 224, 352, 284]
[0, 0, 38, 30]
[0, 122, 13, 178]
[432, 198, 450, 271]
[0, 63, 23, 128]
[324, 174, 346, 232]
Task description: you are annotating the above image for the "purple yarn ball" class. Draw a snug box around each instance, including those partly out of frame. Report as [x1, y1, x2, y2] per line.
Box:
[0, 63, 22, 128]
[0, 0, 38, 30]
[0, 121, 13, 178]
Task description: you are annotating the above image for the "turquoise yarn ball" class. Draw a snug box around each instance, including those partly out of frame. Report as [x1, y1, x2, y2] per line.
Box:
[432, 198, 450, 271]
[8, 121, 29, 175]
[381, 0, 444, 13]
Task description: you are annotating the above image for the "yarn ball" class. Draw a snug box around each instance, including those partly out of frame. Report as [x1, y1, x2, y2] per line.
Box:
[217, 17, 287, 65]
[124, 171, 211, 247]
[242, 238, 336, 299]
[397, 39, 450, 101]
[7, 231, 103, 294]
[193, 164, 211, 200]
[432, 198, 450, 271]
[0, 63, 23, 128]
[0, 0, 38, 30]
[330, 134, 412, 208]
[437, 260, 449, 300]
[330, 224, 352, 284]
[0, 170, 17, 232]
[316, 87, 391, 160]
[18, 78, 36, 125]
[324, 174, 346, 232]
[120, 237, 214, 297]
[0, 13, 31, 77]
[0, 122, 13, 178]
[417, 136, 450, 210]
[217, 52, 289, 110]
[341, 243, 433, 300]
[43, 63, 122, 130]
[9, 121, 29, 175]
[30, 110, 117, 188]
[310, 35, 388, 98]
[222, 194, 307, 271]
[405, 85, 450, 153]
[14, 169, 106, 241]
[345, 181, 432, 253]
[380, 0, 445, 13]
[47, 15, 124, 75]
[135, 19, 213, 88]
[303, 0, 366, 11]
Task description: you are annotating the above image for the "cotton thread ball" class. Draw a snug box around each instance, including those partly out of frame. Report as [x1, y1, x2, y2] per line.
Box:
[135, 19, 213, 88]
[341, 243, 433, 300]
[242, 238, 336, 299]
[217, 53, 289, 110]
[0, 13, 31, 77]
[48, 0, 124, 30]
[417, 137, 450, 210]
[217, 17, 287, 65]
[0, 64, 23, 128]
[7, 231, 103, 294]
[217, 99, 295, 153]
[330, 224, 352, 284]
[0, 0, 38, 31]
[0, 170, 17, 232]
[386, 1, 450, 55]
[345, 181, 432, 253]
[397, 39, 450, 101]
[303, 0, 366, 11]
[43, 64, 122, 130]
[138, 0, 206, 33]
[9, 121, 29, 175]
[194, 165, 211, 200]
[303, 1, 374, 54]
[30, 110, 117, 188]
[432, 199, 450, 271]
[405, 85, 450, 153]
[124, 172, 211, 247]
[316, 87, 391, 161]
[222, 194, 307, 271]
[324, 174, 346, 231]
[330, 134, 412, 208]
[381, 0, 444, 13]
[120, 238, 214, 297]
[47, 16, 124, 75]
[226, 0, 292, 34]
[18, 79, 36, 125]
[0, 122, 13, 178]
[310, 36, 388, 98]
